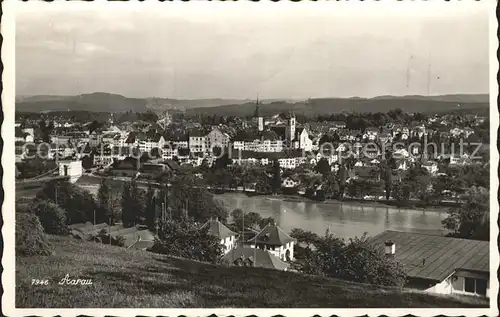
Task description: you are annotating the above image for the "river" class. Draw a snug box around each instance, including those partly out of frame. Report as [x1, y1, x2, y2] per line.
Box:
[214, 193, 448, 239]
[74, 176, 448, 239]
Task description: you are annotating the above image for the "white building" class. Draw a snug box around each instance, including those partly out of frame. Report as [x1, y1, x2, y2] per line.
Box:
[370, 231, 489, 297]
[293, 128, 313, 151]
[201, 218, 237, 255]
[422, 161, 439, 175]
[247, 224, 295, 262]
[58, 160, 83, 183]
[189, 130, 207, 154]
[206, 127, 230, 150]
[285, 113, 296, 143]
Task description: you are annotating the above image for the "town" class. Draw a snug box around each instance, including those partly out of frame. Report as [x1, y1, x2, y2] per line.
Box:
[11, 1, 493, 311]
[15, 99, 490, 307]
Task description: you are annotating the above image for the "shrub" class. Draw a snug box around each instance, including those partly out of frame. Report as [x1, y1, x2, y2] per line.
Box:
[32, 201, 68, 235]
[16, 212, 52, 256]
[293, 230, 407, 287]
[151, 220, 223, 263]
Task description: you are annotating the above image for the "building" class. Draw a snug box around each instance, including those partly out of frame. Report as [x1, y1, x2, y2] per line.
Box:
[369, 230, 489, 297]
[15, 128, 34, 143]
[189, 129, 207, 153]
[89, 130, 102, 147]
[254, 98, 264, 132]
[247, 224, 295, 262]
[201, 218, 237, 255]
[293, 127, 313, 151]
[363, 127, 379, 141]
[285, 112, 296, 143]
[422, 160, 439, 175]
[222, 247, 289, 271]
[58, 160, 83, 183]
[161, 144, 179, 160]
[206, 127, 230, 150]
[281, 176, 299, 188]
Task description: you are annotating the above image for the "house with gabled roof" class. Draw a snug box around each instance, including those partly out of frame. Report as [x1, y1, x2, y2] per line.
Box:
[246, 223, 295, 262]
[201, 218, 237, 254]
[369, 230, 490, 297]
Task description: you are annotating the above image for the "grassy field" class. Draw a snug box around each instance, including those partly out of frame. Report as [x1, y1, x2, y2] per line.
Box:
[16, 236, 489, 308]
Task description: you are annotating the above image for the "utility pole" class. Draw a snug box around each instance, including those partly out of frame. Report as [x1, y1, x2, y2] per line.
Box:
[254, 231, 257, 267]
[93, 208, 96, 242]
[109, 217, 112, 245]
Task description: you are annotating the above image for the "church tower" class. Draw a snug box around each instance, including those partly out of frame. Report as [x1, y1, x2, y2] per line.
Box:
[286, 111, 296, 142]
[255, 96, 264, 132]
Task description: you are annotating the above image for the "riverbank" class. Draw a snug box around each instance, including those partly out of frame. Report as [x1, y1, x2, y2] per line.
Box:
[74, 174, 453, 213]
[260, 194, 451, 213]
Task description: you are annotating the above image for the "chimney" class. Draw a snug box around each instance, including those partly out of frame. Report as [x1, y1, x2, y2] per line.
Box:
[384, 240, 395, 255]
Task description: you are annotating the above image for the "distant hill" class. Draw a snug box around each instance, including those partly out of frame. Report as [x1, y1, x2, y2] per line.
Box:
[15, 93, 488, 115]
[16, 93, 263, 113]
[16, 93, 148, 113]
[187, 94, 489, 117]
[371, 94, 489, 103]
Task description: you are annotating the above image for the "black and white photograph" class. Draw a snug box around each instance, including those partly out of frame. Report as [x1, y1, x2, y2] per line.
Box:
[2, 1, 498, 315]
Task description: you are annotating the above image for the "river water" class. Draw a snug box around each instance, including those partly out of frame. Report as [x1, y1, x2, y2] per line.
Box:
[74, 176, 448, 239]
[214, 193, 448, 239]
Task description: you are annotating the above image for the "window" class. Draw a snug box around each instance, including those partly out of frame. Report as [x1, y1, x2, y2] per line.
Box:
[476, 279, 487, 296]
[464, 277, 488, 296]
[464, 278, 475, 292]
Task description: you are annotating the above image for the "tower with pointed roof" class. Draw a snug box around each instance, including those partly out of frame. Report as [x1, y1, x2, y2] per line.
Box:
[254, 96, 264, 132]
[285, 111, 296, 144]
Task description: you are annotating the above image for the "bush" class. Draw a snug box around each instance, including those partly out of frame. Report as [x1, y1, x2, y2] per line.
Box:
[32, 201, 68, 235]
[16, 212, 52, 256]
[151, 220, 223, 263]
[293, 230, 407, 287]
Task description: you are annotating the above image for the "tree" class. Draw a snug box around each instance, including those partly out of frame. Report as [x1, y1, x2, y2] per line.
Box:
[338, 165, 348, 199]
[391, 182, 411, 202]
[213, 153, 232, 170]
[442, 186, 489, 241]
[380, 163, 392, 200]
[294, 230, 407, 287]
[82, 155, 93, 170]
[315, 158, 331, 176]
[151, 219, 224, 263]
[258, 217, 276, 229]
[271, 159, 281, 194]
[169, 174, 228, 222]
[121, 181, 145, 227]
[32, 201, 68, 235]
[16, 212, 52, 256]
[290, 228, 320, 249]
[35, 180, 97, 225]
[144, 184, 157, 229]
[230, 209, 263, 230]
[88, 120, 102, 134]
[97, 179, 113, 223]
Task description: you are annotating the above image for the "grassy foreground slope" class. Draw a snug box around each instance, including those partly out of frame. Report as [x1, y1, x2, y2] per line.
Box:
[16, 236, 488, 308]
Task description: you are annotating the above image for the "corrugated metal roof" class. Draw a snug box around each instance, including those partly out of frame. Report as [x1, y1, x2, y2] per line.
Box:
[369, 230, 489, 282]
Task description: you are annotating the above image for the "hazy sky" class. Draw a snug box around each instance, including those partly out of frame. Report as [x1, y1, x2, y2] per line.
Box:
[16, 2, 491, 99]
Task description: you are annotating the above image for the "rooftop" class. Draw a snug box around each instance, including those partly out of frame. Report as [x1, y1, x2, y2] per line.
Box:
[369, 230, 489, 282]
[222, 247, 289, 271]
[249, 224, 295, 246]
[200, 219, 236, 240]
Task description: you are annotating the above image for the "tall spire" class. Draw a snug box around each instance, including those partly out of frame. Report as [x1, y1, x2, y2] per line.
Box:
[254, 94, 261, 118]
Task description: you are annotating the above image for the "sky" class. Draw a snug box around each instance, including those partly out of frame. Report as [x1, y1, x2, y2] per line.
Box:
[15, 2, 491, 99]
